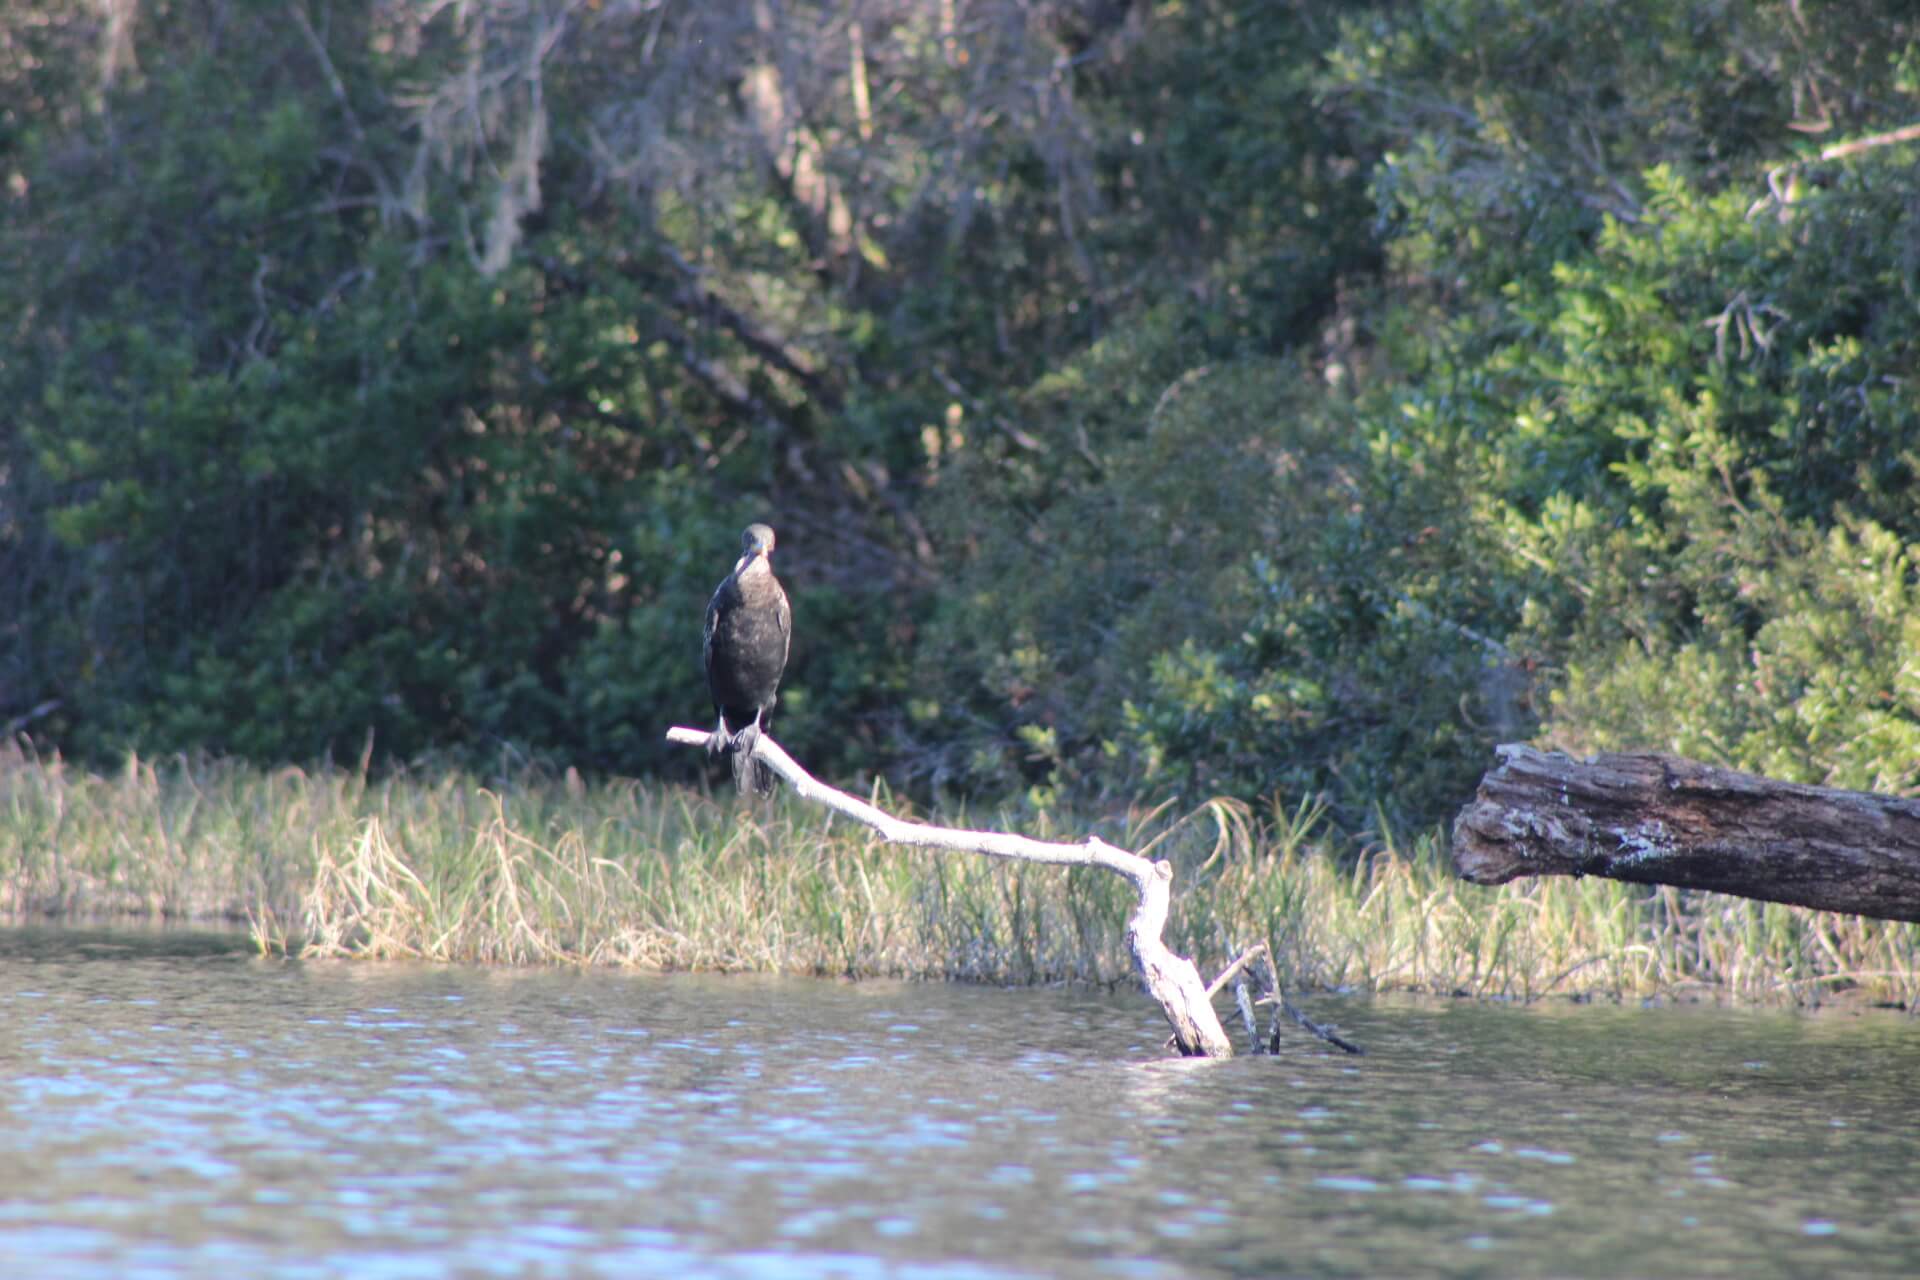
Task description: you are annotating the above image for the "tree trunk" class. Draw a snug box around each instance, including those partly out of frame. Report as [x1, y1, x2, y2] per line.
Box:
[1452, 744, 1920, 922]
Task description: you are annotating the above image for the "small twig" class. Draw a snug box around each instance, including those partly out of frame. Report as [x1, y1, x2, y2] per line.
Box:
[1388, 591, 1514, 661]
[243, 254, 274, 359]
[1205, 941, 1268, 999]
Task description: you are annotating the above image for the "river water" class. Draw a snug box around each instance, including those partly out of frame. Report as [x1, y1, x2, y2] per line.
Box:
[2, 923, 1918, 1278]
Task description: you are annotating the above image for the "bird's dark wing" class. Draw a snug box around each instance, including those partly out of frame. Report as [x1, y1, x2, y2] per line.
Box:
[774, 585, 792, 672]
[703, 576, 730, 684]
[702, 591, 719, 675]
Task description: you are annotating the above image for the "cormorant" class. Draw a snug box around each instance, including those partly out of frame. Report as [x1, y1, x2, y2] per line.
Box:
[703, 523, 791, 795]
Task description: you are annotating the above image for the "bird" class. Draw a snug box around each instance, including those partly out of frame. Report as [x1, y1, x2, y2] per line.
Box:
[703, 523, 791, 795]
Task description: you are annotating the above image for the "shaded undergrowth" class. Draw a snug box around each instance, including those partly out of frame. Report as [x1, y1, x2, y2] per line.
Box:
[4, 741, 1917, 1007]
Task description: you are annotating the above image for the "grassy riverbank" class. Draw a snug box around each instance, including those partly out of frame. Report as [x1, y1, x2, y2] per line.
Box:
[4, 741, 1917, 1007]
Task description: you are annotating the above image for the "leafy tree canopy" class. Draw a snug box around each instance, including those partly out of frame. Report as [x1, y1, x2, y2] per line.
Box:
[5, 0, 1919, 829]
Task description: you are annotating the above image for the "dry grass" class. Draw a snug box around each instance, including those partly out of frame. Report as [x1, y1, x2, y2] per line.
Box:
[5, 740, 1919, 1006]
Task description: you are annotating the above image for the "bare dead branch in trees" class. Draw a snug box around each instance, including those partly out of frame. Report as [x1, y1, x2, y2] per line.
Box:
[657, 243, 840, 409]
[285, 3, 400, 220]
[930, 367, 1048, 454]
[1748, 121, 1920, 221]
[98, 0, 140, 92]
[738, 4, 856, 270]
[664, 725, 1235, 1057]
[1820, 121, 1920, 161]
[657, 321, 793, 444]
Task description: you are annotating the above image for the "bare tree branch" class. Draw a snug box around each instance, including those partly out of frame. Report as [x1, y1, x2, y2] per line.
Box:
[658, 243, 840, 409]
[664, 726, 1235, 1057]
[1820, 120, 1920, 161]
[286, 2, 401, 221]
[1205, 941, 1267, 999]
[657, 319, 792, 442]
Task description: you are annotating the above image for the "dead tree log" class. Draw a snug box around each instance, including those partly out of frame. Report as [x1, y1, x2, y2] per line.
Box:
[1452, 744, 1920, 922]
[665, 726, 1236, 1057]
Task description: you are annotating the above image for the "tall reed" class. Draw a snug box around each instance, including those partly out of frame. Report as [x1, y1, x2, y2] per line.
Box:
[4, 740, 1917, 1005]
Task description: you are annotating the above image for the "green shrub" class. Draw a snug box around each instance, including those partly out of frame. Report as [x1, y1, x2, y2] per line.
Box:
[918, 319, 1525, 828]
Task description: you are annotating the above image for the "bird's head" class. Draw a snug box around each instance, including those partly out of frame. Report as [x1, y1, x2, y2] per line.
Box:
[738, 523, 777, 569]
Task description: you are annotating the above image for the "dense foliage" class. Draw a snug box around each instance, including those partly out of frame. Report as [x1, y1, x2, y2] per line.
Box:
[5, 1, 1919, 830]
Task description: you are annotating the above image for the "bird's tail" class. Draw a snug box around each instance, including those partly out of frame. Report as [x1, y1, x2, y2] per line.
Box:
[729, 721, 776, 797]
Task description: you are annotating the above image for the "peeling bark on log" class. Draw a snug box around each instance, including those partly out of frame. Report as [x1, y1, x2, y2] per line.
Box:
[1452, 744, 1920, 922]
